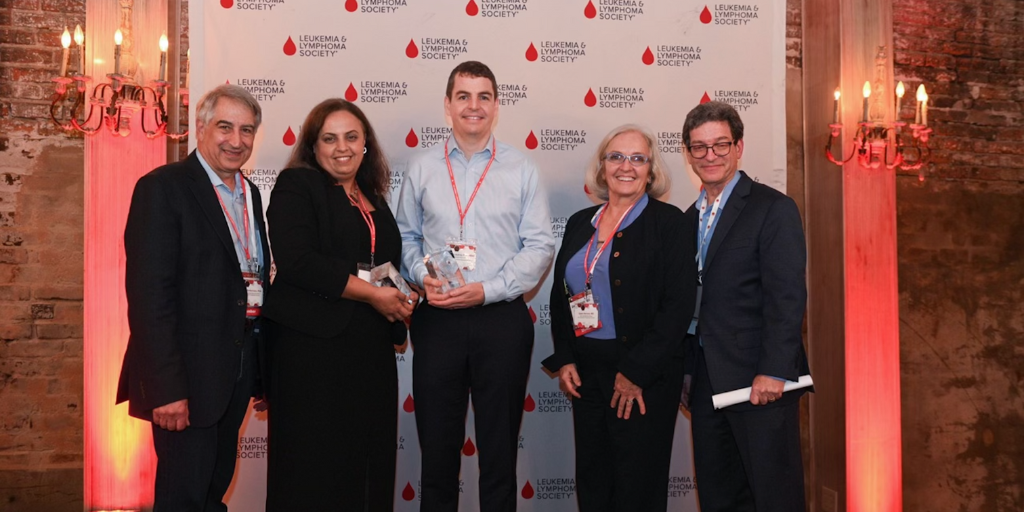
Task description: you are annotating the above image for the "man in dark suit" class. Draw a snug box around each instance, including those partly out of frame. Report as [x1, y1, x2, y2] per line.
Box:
[116, 84, 269, 511]
[681, 101, 810, 512]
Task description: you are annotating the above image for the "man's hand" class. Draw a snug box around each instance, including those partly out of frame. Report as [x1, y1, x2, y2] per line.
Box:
[558, 364, 582, 399]
[749, 374, 785, 405]
[611, 372, 646, 420]
[152, 399, 190, 431]
[428, 282, 485, 309]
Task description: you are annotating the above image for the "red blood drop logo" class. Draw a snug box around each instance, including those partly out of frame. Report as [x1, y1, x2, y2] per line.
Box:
[700, 6, 712, 24]
[525, 131, 538, 150]
[525, 42, 538, 62]
[345, 83, 359, 102]
[466, 0, 479, 16]
[225, 80, 230, 84]
[529, 306, 537, 323]
[401, 482, 415, 501]
[406, 39, 419, 58]
[345, 0, 358, 12]
[523, 394, 535, 412]
[700, 91, 711, 104]
[462, 437, 476, 456]
[402, 394, 415, 413]
[283, 36, 296, 56]
[283, 126, 296, 146]
[642, 46, 655, 65]
[584, 0, 597, 18]
[521, 481, 535, 499]
[405, 129, 419, 148]
[584, 88, 597, 107]
[221, 0, 233, 8]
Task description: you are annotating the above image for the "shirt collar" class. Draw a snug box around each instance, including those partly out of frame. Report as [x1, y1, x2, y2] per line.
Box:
[696, 169, 743, 209]
[445, 134, 499, 163]
[196, 151, 243, 196]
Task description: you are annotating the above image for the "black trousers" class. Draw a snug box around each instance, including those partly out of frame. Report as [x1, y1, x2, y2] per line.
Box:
[151, 338, 257, 512]
[411, 298, 534, 512]
[572, 337, 684, 512]
[690, 345, 805, 512]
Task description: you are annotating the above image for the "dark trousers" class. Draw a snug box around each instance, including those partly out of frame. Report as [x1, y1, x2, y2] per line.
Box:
[572, 337, 684, 512]
[152, 340, 256, 512]
[411, 298, 534, 512]
[690, 346, 805, 512]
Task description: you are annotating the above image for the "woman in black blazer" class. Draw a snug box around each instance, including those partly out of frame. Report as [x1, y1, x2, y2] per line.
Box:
[542, 124, 697, 511]
[263, 99, 416, 511]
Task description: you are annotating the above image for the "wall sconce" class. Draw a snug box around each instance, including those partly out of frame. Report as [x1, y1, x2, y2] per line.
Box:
[51, 24, 189, 139]
[826, 80, 932, 171]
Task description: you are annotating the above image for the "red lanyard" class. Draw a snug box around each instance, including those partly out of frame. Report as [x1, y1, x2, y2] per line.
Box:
[444, 137, 497, 238]
[583, 199, 640, 287]
[213, 174, 253, 265]
[348, 190, 377, 266]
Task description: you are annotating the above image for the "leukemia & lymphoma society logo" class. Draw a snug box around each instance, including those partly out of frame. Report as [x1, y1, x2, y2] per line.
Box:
[236, 435, 267, 459]
[521, 478, 576, 500]
[406, 126, 451, 148]
[657, 130, 684, 154]
[715, 89, 759, 111]
[220, 0, 283, 11]
[583, 0, 645, 21]
[525, 40, 587, 64]
[345, 80, 409, 104]
[642, 45, 702, 67]
[583, 86, 644, 109]
[405, 38, 469, 60]
[667, 475, 697, 498]
[283, 34, 347, 57]
[465, 0, 529, 17]
[346, 0, 409, 14]
[524, 128, 587, 151]
[498, 83, 528, 107]
[233, 78, 286, 102]
[241, 167, 279, 191]
[700, 4, 761, 25]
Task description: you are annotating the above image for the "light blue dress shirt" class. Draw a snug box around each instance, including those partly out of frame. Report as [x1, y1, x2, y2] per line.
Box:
[197, 152, 264, 272]
[396, 135, 555, 305]
[564, 194, 649, 339]
[689, 170, 741, 336]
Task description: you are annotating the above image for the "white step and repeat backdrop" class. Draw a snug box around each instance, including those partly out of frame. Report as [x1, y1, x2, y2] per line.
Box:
[191, 1, 786, 510]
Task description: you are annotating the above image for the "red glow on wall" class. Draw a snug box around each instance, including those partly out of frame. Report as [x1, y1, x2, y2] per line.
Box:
[84, 122, 162, 509]
[844, 165, 903, 512]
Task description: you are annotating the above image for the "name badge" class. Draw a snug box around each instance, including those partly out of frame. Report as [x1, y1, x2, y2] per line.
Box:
[357, 263, 372, 283]
[243, 271, 263, 318]
[446, 237, 478, 272]
[569, 289, 601, 337]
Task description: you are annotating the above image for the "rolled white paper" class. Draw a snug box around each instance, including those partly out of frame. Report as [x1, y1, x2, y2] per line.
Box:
[712, 374, 813, 410]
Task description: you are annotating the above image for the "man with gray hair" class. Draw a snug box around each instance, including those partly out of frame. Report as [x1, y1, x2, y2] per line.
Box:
[117, 84, 270, 511]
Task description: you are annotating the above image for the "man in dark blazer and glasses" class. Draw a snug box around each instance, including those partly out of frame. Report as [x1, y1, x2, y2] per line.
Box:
[116, 84, 270, 511]
[681, 101, 811, 512]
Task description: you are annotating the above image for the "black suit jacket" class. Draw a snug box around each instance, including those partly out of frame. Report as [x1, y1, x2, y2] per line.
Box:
[542, 197, 697, 389]
[116, 151, 270, 427]
[262, 167, 404, 340]
[686, 171, 810, 409]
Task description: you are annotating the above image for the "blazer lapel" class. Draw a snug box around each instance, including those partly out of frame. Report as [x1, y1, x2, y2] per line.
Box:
[249, 178, 272, 281]
[185, 152, 237, 259]
[703, 172, 752, 272]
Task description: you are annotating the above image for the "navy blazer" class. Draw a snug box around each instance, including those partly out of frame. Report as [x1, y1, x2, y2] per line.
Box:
[685, 171, 810, 409]
[117, 151, 271, 427]
[542, 197, 696, 389]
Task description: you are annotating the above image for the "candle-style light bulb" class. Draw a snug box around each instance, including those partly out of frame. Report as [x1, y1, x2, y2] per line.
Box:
[59, 28, 71, 77]
[73, 25, 83, 45]
[915, 84, 926, 125]
[896, 81, 906, 98]
[158, 33, 169, 82]
[114, 29, 123, 46]
[73, 25, 85, 75]
[832, 87, 841, 124]
[185, 48, 190, 89]
[919, 86, 929, 126]
[895, 81, 905, 122]
[113, 29, 123, 76]
[861, 81, 871, 122]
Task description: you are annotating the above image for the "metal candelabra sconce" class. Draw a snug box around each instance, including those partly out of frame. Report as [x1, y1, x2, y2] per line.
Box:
[826, 80, 932, 171]
[51, 24, 189, 140]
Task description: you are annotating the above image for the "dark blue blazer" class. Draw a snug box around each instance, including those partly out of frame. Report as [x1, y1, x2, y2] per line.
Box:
[686, 171, 810, 410]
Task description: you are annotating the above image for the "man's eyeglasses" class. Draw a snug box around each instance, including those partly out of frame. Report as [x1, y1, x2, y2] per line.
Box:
[603, 152, 651, 167]
[687, 141, 735, 159]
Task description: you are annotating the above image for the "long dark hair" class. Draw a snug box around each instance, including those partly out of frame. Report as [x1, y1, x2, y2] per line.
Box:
[285, 98, 391, 201]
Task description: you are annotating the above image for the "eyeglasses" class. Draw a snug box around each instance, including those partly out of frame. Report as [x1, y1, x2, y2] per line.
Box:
[603, 152, 651, 167]
[687, 141, 735, 158]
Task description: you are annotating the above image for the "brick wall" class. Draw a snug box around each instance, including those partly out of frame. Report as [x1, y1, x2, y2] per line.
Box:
[894, 0, 1024, 509]
[0, 1, 86, 510]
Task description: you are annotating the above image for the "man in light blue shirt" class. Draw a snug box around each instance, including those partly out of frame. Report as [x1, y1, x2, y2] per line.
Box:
[396, 61, 554, 512]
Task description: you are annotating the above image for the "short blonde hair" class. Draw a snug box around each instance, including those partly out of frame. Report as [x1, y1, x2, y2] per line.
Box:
[584, 124, 671, 201]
